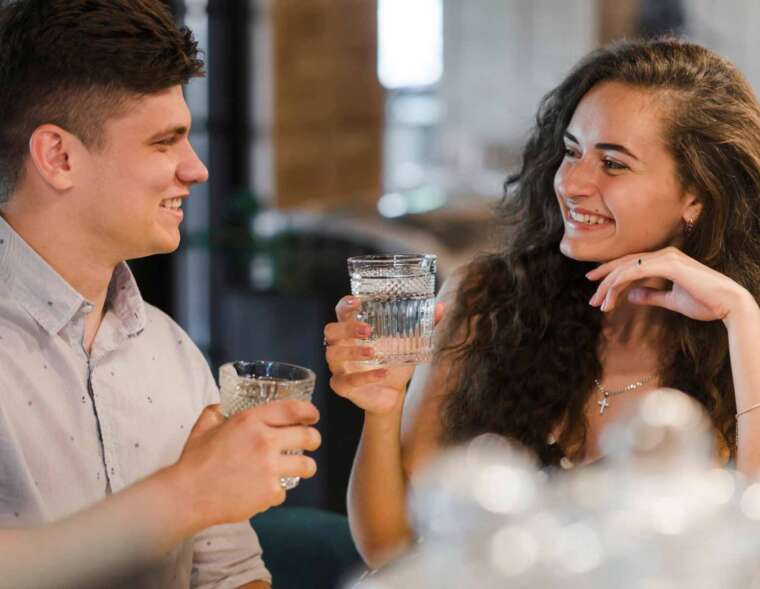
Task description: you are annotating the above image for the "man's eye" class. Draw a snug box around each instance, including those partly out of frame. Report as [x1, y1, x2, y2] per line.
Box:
[156, 138, 177, 146]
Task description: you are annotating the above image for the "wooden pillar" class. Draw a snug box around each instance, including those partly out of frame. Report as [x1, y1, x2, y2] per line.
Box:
[271, 0, 383, 210]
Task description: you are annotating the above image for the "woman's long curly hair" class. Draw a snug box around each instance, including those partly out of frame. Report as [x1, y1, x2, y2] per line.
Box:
[440, 38, 760, 465]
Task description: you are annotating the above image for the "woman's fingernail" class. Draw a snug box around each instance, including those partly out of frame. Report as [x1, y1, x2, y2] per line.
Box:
[600, 298, 609, 312]
[356, 325, 371, 337]
[346, 297, 358, 306]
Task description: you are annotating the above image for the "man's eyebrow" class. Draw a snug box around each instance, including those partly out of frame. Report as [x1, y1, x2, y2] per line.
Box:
[563, 131, 639, 161]
[147, 125, 188, 141]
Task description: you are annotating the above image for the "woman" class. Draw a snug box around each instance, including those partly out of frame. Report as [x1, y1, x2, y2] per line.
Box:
[324, 38, 760, 568]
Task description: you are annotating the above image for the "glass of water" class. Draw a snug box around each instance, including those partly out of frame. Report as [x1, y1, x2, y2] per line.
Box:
[347, 254, 437, 365]
[219, 360, 316, 490]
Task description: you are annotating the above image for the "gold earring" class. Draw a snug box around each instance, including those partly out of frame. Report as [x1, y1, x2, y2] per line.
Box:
[685, 217, 696, 234]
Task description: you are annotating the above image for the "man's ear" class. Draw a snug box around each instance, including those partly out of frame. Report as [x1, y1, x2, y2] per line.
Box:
[28, 124, 81, 191]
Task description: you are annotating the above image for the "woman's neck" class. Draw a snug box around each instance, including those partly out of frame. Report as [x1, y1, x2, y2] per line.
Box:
[597, 293, 669, 378]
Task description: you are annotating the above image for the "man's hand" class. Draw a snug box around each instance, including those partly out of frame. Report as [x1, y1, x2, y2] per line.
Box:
[167, 400, 321, 532]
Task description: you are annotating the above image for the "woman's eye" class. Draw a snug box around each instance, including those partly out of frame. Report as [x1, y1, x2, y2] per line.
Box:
[603, 158, 627, 171]
[563, 146, 579, 158]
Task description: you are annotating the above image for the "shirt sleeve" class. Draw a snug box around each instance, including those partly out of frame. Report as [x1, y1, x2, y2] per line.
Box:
[190, 522, 272, 588]
[186, 338, 272, 587]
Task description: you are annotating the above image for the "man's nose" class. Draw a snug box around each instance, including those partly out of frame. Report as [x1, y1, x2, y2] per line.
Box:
[178, 143, 209, 185]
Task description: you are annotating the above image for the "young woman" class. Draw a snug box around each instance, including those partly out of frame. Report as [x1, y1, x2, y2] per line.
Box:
[324, 38, 760, 568]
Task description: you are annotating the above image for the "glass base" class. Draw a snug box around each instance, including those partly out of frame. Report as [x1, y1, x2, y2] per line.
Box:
[353, 351, 433, 367]
[280, 476, 300, 490]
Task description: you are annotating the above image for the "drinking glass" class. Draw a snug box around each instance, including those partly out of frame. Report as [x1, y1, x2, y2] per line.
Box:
[347, 254, 437, 365]
[219, 360, 316, 490]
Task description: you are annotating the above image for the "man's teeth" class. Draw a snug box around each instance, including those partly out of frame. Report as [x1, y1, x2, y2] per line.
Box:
[569, 209, 611, 225]
[160, 197, 183, 210]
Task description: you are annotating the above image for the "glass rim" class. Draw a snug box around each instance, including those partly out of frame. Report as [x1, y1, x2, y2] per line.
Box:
[220, 360, 316, 384]
[347, 253, 437, 266]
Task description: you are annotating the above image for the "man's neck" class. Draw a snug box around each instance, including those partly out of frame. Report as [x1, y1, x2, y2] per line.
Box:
[1, 203, 116, 353]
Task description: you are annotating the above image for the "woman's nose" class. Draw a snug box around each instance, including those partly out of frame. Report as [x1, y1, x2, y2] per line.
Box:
[556, 157, 597, 200]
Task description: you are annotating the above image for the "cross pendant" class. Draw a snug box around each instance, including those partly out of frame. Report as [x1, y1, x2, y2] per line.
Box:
[598, 396, 610, 415]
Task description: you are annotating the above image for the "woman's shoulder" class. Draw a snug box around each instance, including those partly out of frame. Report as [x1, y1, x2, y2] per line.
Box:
[439, 254, 507, 303]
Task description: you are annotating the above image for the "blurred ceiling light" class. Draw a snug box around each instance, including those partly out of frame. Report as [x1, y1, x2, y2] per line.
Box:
[378, 0, 443, 89]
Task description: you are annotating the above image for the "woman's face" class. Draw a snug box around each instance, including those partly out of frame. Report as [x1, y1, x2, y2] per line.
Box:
[553, 81, 702, 263]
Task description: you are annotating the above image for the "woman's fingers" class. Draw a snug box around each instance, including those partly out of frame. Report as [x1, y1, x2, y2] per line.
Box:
[323, 320, 371, 346]
[589, 250, 682, 310]
[335, 295, 361, 321]
[325, 344, 375, 372]
[433, 301, 445, 325]
[628, 286, 677, 311]
[330, 369, 389, 398]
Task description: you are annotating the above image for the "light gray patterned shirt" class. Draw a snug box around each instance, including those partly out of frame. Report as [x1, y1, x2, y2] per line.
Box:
[0, 216, 270, 587]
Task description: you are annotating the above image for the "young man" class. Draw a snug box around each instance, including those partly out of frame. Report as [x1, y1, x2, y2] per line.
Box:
[0, 1, 320, 587]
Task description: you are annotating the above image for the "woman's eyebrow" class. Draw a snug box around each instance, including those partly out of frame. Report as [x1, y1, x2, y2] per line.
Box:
[564, 131, 639, 160]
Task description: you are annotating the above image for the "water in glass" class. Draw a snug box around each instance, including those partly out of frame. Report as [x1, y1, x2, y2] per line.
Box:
[348, 254, 436, 365]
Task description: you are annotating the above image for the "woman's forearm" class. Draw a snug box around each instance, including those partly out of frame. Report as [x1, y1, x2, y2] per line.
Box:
[724, 288, 760, 474]
[347, 408, 414, 568]
[0, 466, 196, 589]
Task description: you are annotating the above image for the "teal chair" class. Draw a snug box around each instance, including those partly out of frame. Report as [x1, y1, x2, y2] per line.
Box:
[251, 507, 364, 589]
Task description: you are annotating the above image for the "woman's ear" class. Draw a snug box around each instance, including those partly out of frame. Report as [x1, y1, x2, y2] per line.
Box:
[27, 124, 79, 191]
[682, 191, 703, 225]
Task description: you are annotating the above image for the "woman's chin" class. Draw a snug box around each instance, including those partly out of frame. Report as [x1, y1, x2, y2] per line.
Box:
[559, 239, 611, 263]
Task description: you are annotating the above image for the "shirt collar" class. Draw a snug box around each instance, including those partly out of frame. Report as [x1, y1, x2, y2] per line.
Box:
[0, 216, 146, 337]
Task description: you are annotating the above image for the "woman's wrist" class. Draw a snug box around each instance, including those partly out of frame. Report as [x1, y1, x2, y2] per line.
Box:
[721, 284, 759, 331]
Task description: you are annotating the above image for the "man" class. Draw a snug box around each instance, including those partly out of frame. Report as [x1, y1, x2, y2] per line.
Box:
[0, 403, 319, 588]
[0, 1, 320, 587]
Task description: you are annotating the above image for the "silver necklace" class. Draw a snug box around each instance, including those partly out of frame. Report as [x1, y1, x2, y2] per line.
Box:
[594, 374, 657, 415]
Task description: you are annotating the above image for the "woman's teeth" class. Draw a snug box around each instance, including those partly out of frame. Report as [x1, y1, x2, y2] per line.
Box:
[160, 197, 183, 210]
[569, 209, 611, 225]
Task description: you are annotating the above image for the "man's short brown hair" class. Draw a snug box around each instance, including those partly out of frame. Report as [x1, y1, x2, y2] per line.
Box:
[0, 0, 205, 202]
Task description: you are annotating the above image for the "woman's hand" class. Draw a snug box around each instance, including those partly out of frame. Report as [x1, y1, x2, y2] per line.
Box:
[586, 246, 751, 323]
[324, 296, 443, 415]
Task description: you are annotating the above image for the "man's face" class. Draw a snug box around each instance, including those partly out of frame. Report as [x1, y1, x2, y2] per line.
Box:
[75, 85, 208, 262]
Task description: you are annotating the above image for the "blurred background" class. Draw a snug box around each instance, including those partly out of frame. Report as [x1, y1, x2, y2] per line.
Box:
[132, 0, 757, 514]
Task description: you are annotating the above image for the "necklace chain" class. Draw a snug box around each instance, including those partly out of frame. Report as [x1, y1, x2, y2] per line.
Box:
[594, 374, 657, 415]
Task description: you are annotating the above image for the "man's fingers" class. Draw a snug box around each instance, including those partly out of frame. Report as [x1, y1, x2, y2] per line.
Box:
[188, 404, 225, 439]
[240, 400, 320, 427]
[272, 425, 322, 453]
[279, 454, 318, 479]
